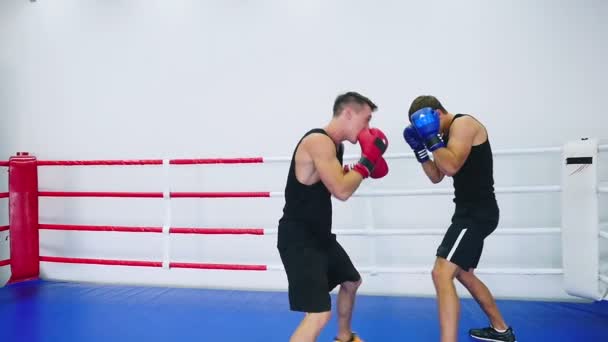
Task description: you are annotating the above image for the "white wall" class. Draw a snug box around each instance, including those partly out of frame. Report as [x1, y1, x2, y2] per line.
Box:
[1, 0, 607, 299]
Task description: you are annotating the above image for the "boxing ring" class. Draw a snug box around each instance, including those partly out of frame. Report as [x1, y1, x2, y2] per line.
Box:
[1, 140, 607, 341]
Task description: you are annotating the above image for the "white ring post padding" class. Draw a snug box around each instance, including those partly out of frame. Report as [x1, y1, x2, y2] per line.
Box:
[162, 159, 171, 269]
[266, 264, 562, 275]
[561, 138, 602, 300]
[263, 227, 560, 236]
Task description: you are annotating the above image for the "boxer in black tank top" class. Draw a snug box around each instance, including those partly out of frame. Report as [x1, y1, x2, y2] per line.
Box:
[404, 95, 516, 342]
[277, 129, 342, 248]
[277, 92, 388, 342]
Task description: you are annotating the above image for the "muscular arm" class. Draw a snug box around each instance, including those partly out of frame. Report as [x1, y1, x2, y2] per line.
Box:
[307, 134, 364, 201]
[421, 159, 446, 184]
[432, 116, 476, 177]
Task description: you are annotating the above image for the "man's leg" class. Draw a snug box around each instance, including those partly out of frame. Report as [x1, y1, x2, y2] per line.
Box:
[279, 245, 332, 342]
[456, 269, 507, 330]
[432, 257, 461, 342]
[336, 278, 362, 341]
[434, 211, 471, 342]
[458, 204, 516, 342]
[327, 239, 364, 342]
[290, 311, 332, 342]
[457, 269, 516, 342]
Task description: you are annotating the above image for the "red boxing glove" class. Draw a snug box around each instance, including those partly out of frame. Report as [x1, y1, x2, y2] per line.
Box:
[350, 128, 389, 179]
[370, 156, 389, 179]
[345, 157, 389, 178]
[368, 128, 389, 149]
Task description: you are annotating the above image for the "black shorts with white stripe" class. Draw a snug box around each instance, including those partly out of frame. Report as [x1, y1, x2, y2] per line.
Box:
[436, 201, 499, 270]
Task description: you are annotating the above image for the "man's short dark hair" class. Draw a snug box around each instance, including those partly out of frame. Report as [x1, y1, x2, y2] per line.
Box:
[408, 95, 446, 118]
[333, 91, 378, 117]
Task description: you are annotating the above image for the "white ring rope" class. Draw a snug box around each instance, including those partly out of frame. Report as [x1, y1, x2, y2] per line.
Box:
[264, 227, 560, 236]
[269, 186, 560, 198]
[266, 264, 562, 275]
[264, 144, 607, 164]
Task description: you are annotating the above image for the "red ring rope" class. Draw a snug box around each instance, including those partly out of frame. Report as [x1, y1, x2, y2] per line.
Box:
[38, 191, 164, 198]
[169, 262, 267, 271]
[169, 192, 270, 198]
[0, 226, 9, 232]
[40, 256, 162, 267]
[0, 193, 8, 199]
[0, 161, 8, 167]
[38, 224, 264, 235]
[0, 259, 10, 267]
[38, 191, 270, 198]
[39, 224, 163, 233]
[169, 158, 263, 165]
[35, 158, 264, 166]
[37, 160, 163, 166]
[170, 227, 264, 235]
[39, 256, 267, 271]
[8, 155, 272, 275]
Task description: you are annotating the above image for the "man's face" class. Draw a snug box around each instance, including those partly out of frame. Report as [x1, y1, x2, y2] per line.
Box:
[346, 104, 372, 144]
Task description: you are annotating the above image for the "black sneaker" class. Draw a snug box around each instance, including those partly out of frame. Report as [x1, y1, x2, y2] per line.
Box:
[469, 326, 516, 342]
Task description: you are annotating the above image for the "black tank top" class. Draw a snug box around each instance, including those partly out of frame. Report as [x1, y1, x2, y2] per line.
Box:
[446, 114, 496, 204]
[278, 128, 343, 247]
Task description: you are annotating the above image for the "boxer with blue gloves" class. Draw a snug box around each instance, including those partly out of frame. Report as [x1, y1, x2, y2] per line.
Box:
[410, 107, 445, 152]
[403, 96, 516, 342]
[403, 123, 430, 163]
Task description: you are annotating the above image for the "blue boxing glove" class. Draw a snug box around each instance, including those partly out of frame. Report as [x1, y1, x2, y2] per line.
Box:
[403, 125, 429, 163]
[410, 107, 445, 152]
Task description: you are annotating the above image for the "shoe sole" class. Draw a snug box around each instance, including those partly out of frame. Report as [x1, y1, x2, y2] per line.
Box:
[469, 335, 516, 342]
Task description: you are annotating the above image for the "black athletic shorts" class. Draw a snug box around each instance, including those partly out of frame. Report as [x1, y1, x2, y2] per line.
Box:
[277, 238, 361, 313]
[436, 201, 499, 270]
